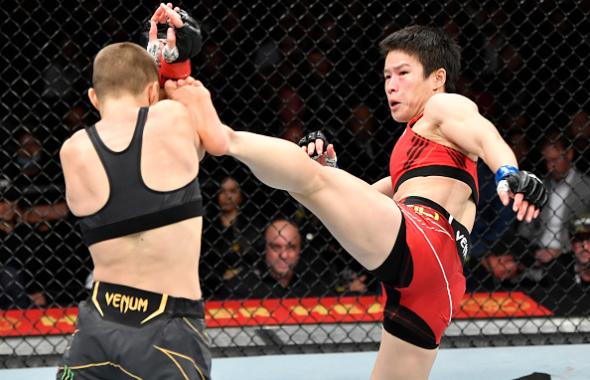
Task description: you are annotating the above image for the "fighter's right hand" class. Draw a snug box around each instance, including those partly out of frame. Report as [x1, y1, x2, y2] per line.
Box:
[298, 131, 338, 168]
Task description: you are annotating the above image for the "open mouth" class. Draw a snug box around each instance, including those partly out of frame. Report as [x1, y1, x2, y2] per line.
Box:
[389, 101, 400, 109]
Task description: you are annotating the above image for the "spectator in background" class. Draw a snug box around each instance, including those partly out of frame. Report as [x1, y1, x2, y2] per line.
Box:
[0, 201, 31, 309]
[337, 103, 381, 181]
[526, 212, 590, 316]
[201, 176, 261, 299]
[568, 109, 589, 173]
[570, 213, 590, 286]
[9, 132, 78, 306]
[518, 130, 590, 283]
[467, 128, 532, 289]
[227, 218, 337, 298]
[299, 212, 377, 296]
[467, 238, 528, 291]
[40, 35, 84, 109]
[65, 105, 87, 133]
[276, 85, 306, 143]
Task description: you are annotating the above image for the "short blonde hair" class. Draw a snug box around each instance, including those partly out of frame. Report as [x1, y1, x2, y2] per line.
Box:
[92, 42, 158, 99]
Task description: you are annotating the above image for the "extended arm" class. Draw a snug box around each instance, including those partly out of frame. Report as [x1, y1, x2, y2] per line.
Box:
[427, 93, 517, 173]
[426, 93, 545, 222]
[21, 202, 69, 223]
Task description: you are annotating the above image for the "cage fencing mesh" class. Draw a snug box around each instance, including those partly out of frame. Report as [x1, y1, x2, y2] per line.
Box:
[1, 0, 589, 367]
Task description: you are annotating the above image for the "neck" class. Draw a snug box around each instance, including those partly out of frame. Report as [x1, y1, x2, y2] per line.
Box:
[553, 168, 573, 184]
[272, 270, 294, 288]
[220, 210, 239, 227]
[99, 95, 150, 122]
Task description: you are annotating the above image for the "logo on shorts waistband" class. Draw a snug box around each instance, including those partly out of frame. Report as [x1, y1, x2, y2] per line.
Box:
[411, 205, 440, 221]
[105, 292, 149, 313]
[456, 230, 469, 258]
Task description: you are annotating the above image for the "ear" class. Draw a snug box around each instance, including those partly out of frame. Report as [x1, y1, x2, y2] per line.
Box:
[88, 88, 100, 111]
[148, 82, 160, 105]
[432, 68, 447, 92]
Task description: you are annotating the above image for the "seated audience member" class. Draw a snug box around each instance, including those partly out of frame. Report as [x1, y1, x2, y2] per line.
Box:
[470, 128, 532, 259]
[5, 132, 78, 307]
[467, 128, 531, 290]
[227, 218, 337, 298]
[201, 176, 261, 298]
[568, 109, 589, 173]
[518, 130, 590, 282]
[526, 213, 590, 315]
[466, 237, 528, 291]
[570, 213, 590, 286]
[0, 200, 31, 309]
[299, 212, 377, 295]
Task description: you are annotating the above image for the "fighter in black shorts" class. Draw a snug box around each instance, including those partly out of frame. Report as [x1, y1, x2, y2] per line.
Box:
[56, 4, 225, 379]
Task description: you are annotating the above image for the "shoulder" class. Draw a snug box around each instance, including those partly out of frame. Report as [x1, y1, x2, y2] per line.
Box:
[60, 129, 88, 160]
[424, 93, 478, 120]
[572, 171, 590, 192]
[150, 99, 189, 117]
[148, 100, 192, 131]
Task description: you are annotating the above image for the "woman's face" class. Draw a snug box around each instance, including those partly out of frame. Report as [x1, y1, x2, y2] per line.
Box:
[218, 178, 242, 212]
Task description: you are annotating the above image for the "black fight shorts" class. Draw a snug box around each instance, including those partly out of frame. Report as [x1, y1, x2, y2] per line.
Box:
[56, 282, 211, 380]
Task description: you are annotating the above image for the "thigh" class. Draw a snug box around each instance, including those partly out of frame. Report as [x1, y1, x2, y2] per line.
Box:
[142, 317, 212, 380]
[291, 166, 402, 270]
[57, 304, 211, 380]
[370, 328, 438, 380]
[56, 303, 118, 380]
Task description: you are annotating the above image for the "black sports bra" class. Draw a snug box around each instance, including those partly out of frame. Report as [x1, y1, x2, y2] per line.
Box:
[78, 107, 203, 246]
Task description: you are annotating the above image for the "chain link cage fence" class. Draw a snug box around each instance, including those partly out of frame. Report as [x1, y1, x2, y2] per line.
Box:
[1, 0, 589, 368]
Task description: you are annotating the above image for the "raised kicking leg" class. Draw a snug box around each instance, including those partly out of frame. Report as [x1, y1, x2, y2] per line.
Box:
[225, 129, 401, 270]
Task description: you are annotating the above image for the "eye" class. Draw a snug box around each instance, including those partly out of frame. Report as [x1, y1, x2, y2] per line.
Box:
[400, 71, 409, 76]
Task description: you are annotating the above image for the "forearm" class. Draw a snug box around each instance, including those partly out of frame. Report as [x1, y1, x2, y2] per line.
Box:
[226, 129, 323, 195]
[481, 133, 519, 173]
[23, 202, 69, 223]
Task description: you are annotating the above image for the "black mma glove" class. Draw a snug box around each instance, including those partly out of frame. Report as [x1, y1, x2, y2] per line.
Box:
[171, 9, 203, 61]
[298, 131, 338, 168]
[141, 7, 202, 63]
[298, 131, 328, 159]
[496, 166, 548, 209]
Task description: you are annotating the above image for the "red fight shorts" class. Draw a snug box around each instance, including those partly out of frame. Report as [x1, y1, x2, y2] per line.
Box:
[370, 196, 469, 349]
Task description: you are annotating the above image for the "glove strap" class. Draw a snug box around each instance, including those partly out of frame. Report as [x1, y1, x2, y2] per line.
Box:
[495, 165, 519, 184]
[158, 58, 191, 86]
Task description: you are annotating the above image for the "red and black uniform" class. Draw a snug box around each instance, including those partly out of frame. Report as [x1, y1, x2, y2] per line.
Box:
[389, 114, 479, 204]
[371, 114, 478, 349]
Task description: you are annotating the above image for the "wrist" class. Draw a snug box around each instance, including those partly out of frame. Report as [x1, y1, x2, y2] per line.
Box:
[495, 164, 519, 184]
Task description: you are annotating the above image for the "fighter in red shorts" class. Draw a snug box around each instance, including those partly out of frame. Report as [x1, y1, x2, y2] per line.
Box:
[203, 25, 547, 380]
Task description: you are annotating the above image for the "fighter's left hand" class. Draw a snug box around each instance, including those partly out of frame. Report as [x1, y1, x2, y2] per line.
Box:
[497, 170, 547, 223]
